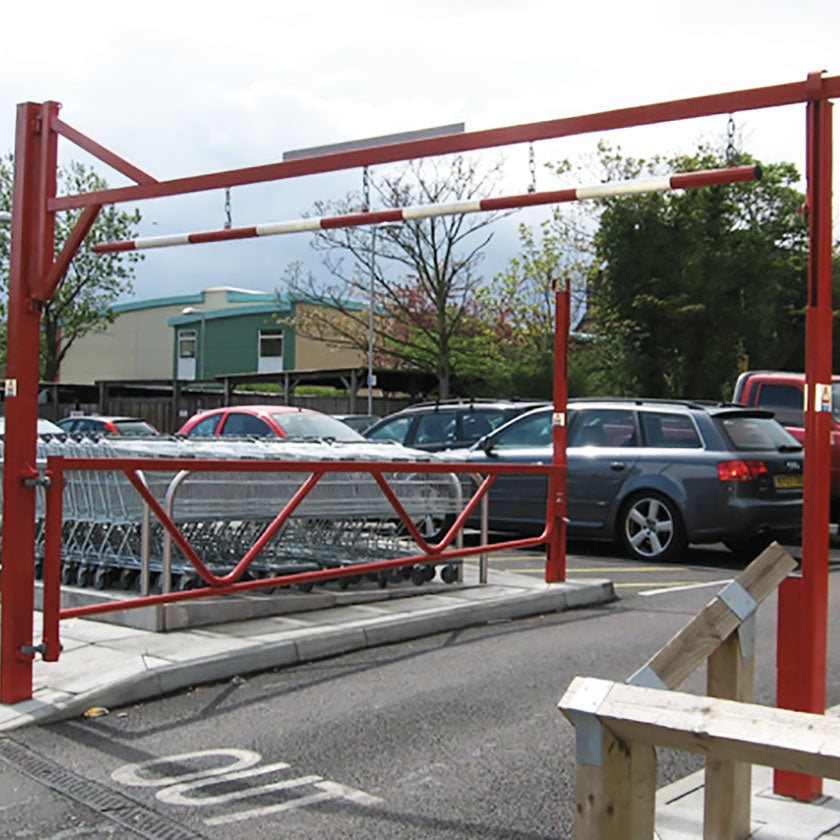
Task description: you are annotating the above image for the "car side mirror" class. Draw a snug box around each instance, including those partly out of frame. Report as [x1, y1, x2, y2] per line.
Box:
[478, 435, 496, 455]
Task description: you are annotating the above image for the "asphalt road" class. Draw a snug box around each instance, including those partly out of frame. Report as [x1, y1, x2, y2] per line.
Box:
[3, 538, 838, 840]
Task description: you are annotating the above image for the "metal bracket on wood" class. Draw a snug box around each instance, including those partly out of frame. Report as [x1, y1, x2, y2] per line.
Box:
[20, 643, 47, 656]
[718, 579, 758, 662]
[22, 475, 51, 488]
[567, 710, 603, 766]
[627, 664, 669, 690]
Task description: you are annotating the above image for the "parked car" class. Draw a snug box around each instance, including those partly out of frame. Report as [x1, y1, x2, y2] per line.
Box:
[443, 398, 804, 562]
[0, 417, 65, 436]
[364, 399, 547, 452]
[57, 414, 159, 436]
[332, 414, 381, 433]
[733, 370, 840, 521]
[178, 405, 364, 441]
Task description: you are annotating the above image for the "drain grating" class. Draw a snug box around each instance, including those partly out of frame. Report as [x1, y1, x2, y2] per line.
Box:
[0, 737, 205, 840]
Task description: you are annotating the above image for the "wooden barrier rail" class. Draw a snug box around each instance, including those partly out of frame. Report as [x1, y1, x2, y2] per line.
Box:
[558, 677, 840, 840]
[559, 543, 799, 839]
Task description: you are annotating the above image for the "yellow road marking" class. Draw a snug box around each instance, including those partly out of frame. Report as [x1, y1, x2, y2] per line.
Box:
[501, 566, 684, 574]
[614, 581, 706, 588]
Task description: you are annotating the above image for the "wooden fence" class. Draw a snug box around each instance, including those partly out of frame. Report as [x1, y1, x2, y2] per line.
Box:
[36, 390, 411, 433]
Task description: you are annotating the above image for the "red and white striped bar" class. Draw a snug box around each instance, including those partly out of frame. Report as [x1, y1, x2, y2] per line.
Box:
[93, 164, 760, 254]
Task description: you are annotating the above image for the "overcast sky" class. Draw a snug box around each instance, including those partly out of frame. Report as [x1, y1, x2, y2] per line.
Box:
[3, 0, 838, 302]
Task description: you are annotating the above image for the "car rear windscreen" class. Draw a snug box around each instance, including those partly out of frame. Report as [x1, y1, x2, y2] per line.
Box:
[113, 420, 158, 435]
[717, 416, 802, 452]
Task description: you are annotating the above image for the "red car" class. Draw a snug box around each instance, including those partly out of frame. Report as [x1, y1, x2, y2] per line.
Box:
[177, 405, 364, 441]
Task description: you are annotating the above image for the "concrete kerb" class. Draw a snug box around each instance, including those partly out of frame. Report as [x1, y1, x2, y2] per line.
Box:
[3, 578, 615, 729]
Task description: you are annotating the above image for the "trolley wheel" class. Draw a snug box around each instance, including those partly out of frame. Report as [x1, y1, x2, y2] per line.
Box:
[176, 573, 198, 591]
[347, 574, 362, 586]
[296, 582, 314, 593]
[149, 573, 162, 594]
[34, 561, 43, 581]
[74, 564, 94, 588]
[117, 569, 138, 591]
[376, 571, 389, 588]
[338, 577, 351, 590]
[410, 566, 427, 586]
[61, 563, 77, 586]
[441, 564, 458, 584]
[387, 568, 404, 584]
[92, 567, 113, 590]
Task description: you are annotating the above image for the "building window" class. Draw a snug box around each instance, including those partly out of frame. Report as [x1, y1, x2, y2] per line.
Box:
[258, 329, 284, 373]
[177, 330, 197, 380]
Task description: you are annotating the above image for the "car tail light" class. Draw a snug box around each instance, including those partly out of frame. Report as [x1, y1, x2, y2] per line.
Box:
[717, 459, 768, 481]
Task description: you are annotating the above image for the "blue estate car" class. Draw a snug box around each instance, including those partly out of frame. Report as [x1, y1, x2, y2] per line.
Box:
[443, 398, 804, 562]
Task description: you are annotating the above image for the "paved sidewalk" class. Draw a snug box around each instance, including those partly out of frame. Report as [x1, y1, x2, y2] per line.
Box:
[0, 562, 613, 730]
[656, 764, 840, 838]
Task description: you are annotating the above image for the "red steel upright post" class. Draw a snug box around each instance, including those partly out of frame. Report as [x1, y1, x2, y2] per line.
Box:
[0, 102, 58, 704]
[546, 280, 570, 583]
[774, 74, 833, 800]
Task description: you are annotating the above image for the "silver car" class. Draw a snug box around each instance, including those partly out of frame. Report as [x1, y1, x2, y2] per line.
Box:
[447, 399, 804, 562]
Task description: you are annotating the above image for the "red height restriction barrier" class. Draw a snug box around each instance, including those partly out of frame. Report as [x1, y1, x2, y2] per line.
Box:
[4, 74, 836, 803]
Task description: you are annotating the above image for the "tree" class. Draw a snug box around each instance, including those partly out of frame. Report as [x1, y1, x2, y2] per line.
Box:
[478, 206, 594, 397]
[279, 156, 510, 398]
[585, 142, 811, 399]
[0, 155, 143, 380]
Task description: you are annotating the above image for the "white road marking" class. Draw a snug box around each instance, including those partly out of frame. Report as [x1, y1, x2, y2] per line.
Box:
[640, 579, 733, 597]
[203, 790, 338, 826]
[112, 748, 261, 787]
[112, 748, 383, 827]
[156, 764, 310, 806]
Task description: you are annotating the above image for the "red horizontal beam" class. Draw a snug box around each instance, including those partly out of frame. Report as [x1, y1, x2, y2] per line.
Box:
[48, 456, 555, 476]
[49, 74, 840, 212]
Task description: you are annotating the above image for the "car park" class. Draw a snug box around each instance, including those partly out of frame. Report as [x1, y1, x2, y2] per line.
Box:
[56, 414, 159, 436]
[443, 398, 804, 562]
[364, 398, 547, 452]
[178, 404, 364, 441]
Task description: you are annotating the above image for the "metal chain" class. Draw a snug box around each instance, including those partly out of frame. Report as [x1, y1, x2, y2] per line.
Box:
[528, 143, 537, 193]
[726, 115, 737, 167]
[224, 188, 232, 229]
[362, 166, 370, 213]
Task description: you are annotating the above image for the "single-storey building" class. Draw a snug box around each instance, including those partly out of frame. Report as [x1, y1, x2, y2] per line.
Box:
[58, 286, 362, 384]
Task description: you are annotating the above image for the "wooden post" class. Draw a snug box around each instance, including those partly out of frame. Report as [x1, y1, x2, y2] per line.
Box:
[704, 630, 755, 839]
[571, 728, 656, 840]
[563, 681, 657, 840]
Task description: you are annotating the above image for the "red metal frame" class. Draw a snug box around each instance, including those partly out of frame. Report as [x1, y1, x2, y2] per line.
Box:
[39, 457, 556, 661]
[5, 79, 836, 801]
[774, 78, 834, 799]
[546, 281, 570, 583]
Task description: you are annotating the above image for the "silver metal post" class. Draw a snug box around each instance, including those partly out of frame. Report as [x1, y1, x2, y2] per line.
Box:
[200, 312, 206, 380]
[162, 470, 192, 595]
[368, 227, 376, 416]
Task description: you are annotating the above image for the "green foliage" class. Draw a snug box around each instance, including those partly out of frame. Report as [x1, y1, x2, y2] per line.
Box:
[0, 155, 143, 380]
[467, 202, 593, 398]
[588, 143, 810, 398]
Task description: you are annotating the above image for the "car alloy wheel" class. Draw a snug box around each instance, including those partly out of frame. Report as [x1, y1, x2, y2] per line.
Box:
[620, 491, 687, 562]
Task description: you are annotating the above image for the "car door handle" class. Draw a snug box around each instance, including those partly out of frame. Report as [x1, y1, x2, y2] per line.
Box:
[610, 461, 626, 471]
